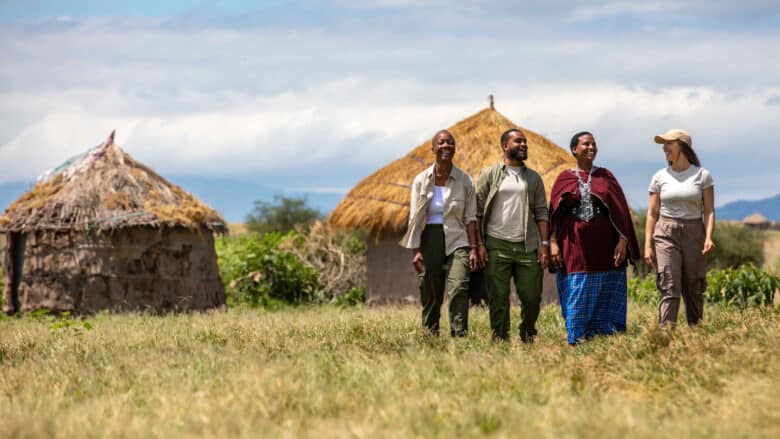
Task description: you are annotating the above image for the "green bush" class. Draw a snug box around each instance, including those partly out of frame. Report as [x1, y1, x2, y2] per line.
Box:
[706, 264, 779, 309]
[629, 264, 779, 309]
[709, 223, 766, 269]
[627, 275, 657, 304]
[216, 232, 321, 308]
[635, 211, 767, 272]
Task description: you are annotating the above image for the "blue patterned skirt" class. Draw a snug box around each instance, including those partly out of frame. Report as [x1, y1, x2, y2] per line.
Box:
[556, 268, 627, 344]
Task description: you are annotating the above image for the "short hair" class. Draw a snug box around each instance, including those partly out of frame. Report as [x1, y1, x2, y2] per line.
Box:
[500, 128, 523, 146]
[569, 131, 593, 156]
[431, 129, 454, 146]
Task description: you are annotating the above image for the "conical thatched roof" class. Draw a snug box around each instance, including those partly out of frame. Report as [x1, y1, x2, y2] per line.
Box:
[0, 133, 226, 233]
[329, 107, 575, 236]
[743, 212, 769, 225]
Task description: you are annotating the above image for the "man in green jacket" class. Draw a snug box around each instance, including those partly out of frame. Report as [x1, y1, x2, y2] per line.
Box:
[476, 128, 551, 341]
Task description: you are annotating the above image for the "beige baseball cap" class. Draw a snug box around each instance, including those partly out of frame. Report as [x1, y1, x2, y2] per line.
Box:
[654, 129, 692, 146]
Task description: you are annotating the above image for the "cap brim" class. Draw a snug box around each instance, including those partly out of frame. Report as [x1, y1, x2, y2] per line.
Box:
[654, 135, 669, 144]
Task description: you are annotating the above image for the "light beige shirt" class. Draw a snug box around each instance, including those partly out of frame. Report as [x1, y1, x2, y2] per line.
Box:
[400, 164, 477, 256]
[486, 165, 527, 242]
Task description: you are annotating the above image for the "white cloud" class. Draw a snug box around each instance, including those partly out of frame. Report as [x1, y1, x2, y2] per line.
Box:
[0, 11, 778, 207]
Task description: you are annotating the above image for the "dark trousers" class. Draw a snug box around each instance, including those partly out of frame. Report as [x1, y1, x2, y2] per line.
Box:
[485, 235, 542, 341]
[418, 224, 470, 336]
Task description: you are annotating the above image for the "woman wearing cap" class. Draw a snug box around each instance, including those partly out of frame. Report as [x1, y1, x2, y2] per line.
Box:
[549, 132, 640, 345]
[400, 129, 481, 337]
[644, 129, 715, 326]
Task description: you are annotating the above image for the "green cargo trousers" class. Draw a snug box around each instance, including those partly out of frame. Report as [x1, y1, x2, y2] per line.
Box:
[485, 235, 542, 341]
[418, 224, 470, 336]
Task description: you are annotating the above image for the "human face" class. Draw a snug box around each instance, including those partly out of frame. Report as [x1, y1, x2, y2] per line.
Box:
[502, 131, 528, 162]
[662, 140, 682, 163]
[432, 131, 456, 163]
[572, 133, 597, 164]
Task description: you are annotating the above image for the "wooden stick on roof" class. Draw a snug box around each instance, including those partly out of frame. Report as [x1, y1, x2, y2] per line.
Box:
[489, 94, 494, 110]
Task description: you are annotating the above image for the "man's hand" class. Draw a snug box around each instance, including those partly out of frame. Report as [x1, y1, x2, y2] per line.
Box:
[477, 244, 488, 268]
[469, 248, 479, 272]
[538, 244, 550, 270]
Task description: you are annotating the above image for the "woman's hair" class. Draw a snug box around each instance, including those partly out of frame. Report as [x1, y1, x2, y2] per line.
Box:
[569, 131, 593, 156]
[670, 141, 701, 167]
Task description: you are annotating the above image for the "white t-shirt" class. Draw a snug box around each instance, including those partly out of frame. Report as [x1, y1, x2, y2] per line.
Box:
[486, 166, 527, 242]
[426, 186, 445, 224]
[648, 165, 714, 220]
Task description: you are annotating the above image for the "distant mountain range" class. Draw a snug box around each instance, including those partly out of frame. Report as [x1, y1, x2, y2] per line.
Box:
[717, 193, 780, 221]
[0, 176, 345, 223]
[1, 176, 775, 223]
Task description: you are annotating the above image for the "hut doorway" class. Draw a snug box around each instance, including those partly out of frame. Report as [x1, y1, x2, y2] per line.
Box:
[7, 232, 26, 313]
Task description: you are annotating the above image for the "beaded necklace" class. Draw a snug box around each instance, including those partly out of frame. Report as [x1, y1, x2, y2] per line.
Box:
[572, 167, 597, 222]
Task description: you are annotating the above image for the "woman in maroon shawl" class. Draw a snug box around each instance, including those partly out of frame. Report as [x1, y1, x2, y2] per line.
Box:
[549, 132, 640, 345]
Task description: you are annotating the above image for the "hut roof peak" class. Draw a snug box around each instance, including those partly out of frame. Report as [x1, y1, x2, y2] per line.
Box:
[0, 136, 226, 233]
[328, 106, 574, 236]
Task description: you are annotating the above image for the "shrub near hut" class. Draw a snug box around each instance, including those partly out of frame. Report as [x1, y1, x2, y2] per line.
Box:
[216, 232, 320, 308]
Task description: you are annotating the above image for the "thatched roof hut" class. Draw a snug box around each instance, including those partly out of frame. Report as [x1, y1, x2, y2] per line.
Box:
[329, 106, 575, 304]
[743, 212, 770, 229]
[1, 132, 227, 314]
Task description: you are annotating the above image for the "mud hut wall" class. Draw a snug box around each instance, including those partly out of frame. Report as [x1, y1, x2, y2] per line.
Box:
[367, 232, 559, 305]
[366, 233, 418, 304]
[7, 227, 225, 313]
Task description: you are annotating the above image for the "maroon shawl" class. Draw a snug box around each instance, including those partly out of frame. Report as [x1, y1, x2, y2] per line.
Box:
[550, 167, 640, 263]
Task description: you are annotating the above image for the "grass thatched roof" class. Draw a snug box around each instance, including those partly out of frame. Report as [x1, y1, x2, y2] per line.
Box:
[743, 212, 769, 225]
[329, 107, 575, 236]
[0, 133, 226, 233]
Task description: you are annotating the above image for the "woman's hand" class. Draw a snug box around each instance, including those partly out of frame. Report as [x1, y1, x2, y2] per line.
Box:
[614, 238, 628, 267]
[550, 241, 562, 270]
[412, 249, 424, 274]
[644, 245, 655, 269]
[702, 238, 715, 255]
[469, 248, 479, 272]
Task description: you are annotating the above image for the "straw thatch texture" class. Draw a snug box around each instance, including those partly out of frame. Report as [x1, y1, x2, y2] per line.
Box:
[328, 108, 575, 236]
[0, 138, 226, 234]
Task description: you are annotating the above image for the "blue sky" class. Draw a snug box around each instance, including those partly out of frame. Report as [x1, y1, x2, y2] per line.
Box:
[1, 0, 779, 209]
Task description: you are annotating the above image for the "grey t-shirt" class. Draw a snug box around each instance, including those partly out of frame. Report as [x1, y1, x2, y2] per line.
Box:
[649, 165, 714, 220]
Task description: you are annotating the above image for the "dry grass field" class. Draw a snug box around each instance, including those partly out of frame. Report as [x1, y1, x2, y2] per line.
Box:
[1, 304, 778, 438]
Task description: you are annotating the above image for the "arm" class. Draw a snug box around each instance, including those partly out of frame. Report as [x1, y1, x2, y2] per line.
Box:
[533, 174, 551, 268]
[549, 217, 561, 270]
[644, 192, 660, 268]
[409, 178, 424, 273]
[536, 220, 550, 269]
[464, 177, 481, 271]
[702, 186, 715, 255]
[474, 169, 490, 266]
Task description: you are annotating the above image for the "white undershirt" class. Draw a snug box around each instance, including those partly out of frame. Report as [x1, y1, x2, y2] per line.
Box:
[426, 186, 445, 224]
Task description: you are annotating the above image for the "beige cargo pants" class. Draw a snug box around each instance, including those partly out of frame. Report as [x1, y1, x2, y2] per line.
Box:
[653, 216, 707, 326]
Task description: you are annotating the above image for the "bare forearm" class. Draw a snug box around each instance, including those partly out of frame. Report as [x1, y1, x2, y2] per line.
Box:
[536, 220, 549, 242]
[704, 210, 715, 241]
[467, 221, 479, 246]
